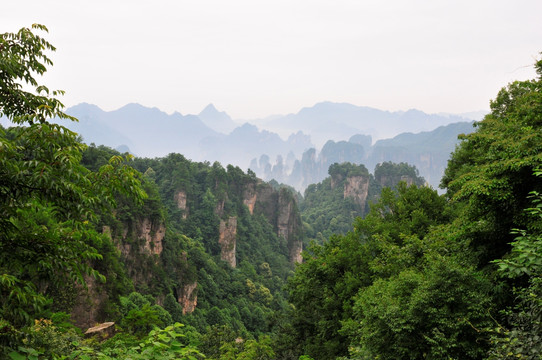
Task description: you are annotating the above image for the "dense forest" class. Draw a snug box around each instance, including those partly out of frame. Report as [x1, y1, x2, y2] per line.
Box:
[1, 25, 542, 360]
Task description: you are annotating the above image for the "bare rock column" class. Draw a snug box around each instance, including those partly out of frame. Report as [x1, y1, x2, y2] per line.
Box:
[219, 217, 237, 267]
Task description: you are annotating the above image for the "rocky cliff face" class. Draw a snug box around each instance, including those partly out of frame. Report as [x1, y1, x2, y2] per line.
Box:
[71, 274, 108, 329]
[344, 175, 370, 211]
[377, 174, 415, 188]
[72, 216, 167, 329]
[330, 172, 371, 215]
[277, 190, 303, 263]
[219, 217, 237, 267]
[164, 175, 303, 322]
[244, 183, 303, 264]
[114, 218, 165, 258]
[178, 281, 198, 314]
[138, 218, 165, 255]
[400, 175, 414, 186]
[218, 181, 303, 267]
[174, 190, 188, 219]
[243, 183, 258, 215]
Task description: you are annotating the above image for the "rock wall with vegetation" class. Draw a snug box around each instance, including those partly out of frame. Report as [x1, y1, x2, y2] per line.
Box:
[300, 161, 424, 243]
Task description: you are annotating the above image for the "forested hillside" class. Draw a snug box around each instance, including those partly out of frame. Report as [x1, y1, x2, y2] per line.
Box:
[300, 162, 424, 243]
[1, 25, 541, 360]
[0, 25, 302, 359]
[78, 145, 303, 331]
[286, 58, 542, 359]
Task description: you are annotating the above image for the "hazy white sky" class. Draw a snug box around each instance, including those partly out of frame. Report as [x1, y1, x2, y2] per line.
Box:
[3, 0, 541, 119]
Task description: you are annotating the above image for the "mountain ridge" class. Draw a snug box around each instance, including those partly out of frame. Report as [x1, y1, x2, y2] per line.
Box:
[259, 101, 475, 146]
[198, 103, 238, 134]
[34, 101, 482, 191]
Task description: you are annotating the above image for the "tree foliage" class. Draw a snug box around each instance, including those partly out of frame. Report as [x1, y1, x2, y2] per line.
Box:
[487, 174, 542, 359]
[289, 183, 468, 359]
[442, 58, 542, 263]
[301, 162, 427, 244]
[286, 56, 542, 359]
[0, 25, 145, 353]
[374, 161, 425, 189]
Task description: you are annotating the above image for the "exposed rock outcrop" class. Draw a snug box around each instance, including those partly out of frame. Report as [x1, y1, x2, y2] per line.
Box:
[243, 183, 258, 215]
[102, 216, 167, 300]
[138, 218, 165, 256]
[277, 198, 292, 240]
[174, 190, 188, 219]
[247, 182, 303, 264]
[377, 174, 415, 188]
[290, 244, 303, 264]
[219, 217, 237, 267]
[114, 218, 165, 258]
[400, 175, 414, 186]
[71, 274, 108, 329]
[178, 282, 198, 315]
[278, 190, 303, 263]
[344, 175, 370, 211]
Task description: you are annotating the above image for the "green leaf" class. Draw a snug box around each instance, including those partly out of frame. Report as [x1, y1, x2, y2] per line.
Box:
[8, 351, 26, 360]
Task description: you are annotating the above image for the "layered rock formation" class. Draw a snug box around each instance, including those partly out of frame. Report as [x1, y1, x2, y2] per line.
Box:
[138, 218, 165, 255]
[330, 171, 371, 216]
[113, 218, 165, 258]
[178, 281, 198, 315]
[243, 183, 258, 215]
[244, 183, 303, 264]
[343, 175, 370, 211]
[219, 217, 238, 267]
[174, 190, 188, 219]
[277, 189, 303, 263]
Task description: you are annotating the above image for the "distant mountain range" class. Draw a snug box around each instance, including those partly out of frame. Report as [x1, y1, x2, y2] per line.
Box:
[251, 101, 480, 147]
[1, 101, 482, 191]
[54, 103, 313, 165]
[249, 121, 476, 191]
[57, 103, 219, 159]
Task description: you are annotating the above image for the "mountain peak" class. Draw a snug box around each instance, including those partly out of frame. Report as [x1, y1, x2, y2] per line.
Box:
[198, 104, 237, 134]
[67, 102, 105, 114]
[199, 103, 221, 116]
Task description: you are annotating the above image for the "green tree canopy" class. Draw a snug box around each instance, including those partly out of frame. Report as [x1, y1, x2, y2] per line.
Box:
[289, 183, 457, 359]
[0, 24, 146, 345]
[441, 58, 542, 262]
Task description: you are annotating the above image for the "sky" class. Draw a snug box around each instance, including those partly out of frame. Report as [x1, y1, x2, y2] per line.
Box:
[3, 0, 541, 119]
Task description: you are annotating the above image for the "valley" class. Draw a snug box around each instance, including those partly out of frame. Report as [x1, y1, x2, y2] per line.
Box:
[1, 24, 541, 360]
